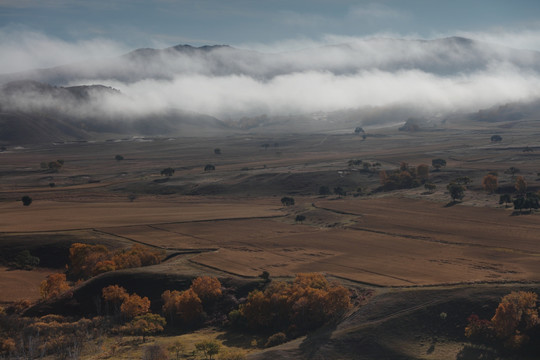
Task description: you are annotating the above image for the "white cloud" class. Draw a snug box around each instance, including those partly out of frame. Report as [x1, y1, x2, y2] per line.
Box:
[3, 29, 540, 124]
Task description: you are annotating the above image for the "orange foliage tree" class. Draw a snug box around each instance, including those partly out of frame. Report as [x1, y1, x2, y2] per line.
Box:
[161, 288, 203, 325]
[482, 174, 498, 193]
[120, 294, 151, 319]
[39, 273, 70, 300]
[465, 291, 540, 349]
[491, 291, 539, 348]
[240, 273, 350, 333]
[515, 176, 527, 195]
[191, 276, 222, 303]
[69, 243, 162, 280]
[102, 285, 129, 315]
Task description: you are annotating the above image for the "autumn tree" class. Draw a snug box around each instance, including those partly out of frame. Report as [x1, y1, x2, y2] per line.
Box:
[40, 273, 70, 300]
[239, 273, 350, 334]
[482, 174, 498, 193]
[102, 285, 128, 315]
[491, 291, 539, 348]
[191, 276, 222, 304]
[120, 293, 150, 319]
[161, 289, 203, 325]
[515, 176, 527, 195]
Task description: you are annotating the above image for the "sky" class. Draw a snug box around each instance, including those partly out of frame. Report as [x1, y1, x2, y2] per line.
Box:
[1, 0, 540, 121]
[1, 0, 540, 50]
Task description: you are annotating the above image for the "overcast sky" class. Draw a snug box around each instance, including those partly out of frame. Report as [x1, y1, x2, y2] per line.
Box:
[1, 0, 540, 50]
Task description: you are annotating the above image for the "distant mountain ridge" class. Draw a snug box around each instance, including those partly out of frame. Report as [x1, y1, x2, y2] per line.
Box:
[2, 37, 540, 85]
[0, 80, 228, 144]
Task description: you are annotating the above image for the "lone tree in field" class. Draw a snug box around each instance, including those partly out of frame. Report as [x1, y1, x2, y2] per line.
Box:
[161, 167, 175, 176]
[491, 134, 503, 142]
[482, 174, 498, 193]
[281, 197, 295, 206]
[354, 127, 365, 135]
[21, 195, 32, 206]
[195, 340, 221, 360]
[431, 158, 446, 171]
[447, 182, 465, 202]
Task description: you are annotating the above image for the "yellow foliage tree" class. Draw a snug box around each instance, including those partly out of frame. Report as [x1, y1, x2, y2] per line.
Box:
[39, 273, 70, 300]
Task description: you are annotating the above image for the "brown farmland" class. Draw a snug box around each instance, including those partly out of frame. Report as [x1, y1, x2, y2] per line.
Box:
[2, 122, 540, 359]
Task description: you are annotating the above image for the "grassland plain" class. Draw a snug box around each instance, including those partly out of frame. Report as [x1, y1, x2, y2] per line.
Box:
[2, 121, 540, 358]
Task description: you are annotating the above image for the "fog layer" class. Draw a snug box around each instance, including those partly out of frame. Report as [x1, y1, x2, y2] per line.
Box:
[2, 32, 540, 121]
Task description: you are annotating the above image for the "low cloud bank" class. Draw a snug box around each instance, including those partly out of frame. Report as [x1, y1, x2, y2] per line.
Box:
[2, 29, 540, 122]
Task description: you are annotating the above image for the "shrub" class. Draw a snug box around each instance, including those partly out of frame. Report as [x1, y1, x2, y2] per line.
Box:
[115, 154, 124, 161]
[295, 215, 306, 223]
[280, 197, 295, 206]
[204, 164, 216, 171]
[265, 332, 287, 348]
[21, 195, 32, 206]
[12, 250, 40, 270]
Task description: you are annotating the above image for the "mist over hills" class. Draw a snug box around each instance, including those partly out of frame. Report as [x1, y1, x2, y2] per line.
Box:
[1, 36, 540, 143]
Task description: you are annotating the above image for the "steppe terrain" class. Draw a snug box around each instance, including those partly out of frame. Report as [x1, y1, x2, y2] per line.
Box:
[2, 118, 540, 359]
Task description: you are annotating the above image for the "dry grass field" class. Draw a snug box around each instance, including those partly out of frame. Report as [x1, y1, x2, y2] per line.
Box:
[2, 120, 540, 359]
